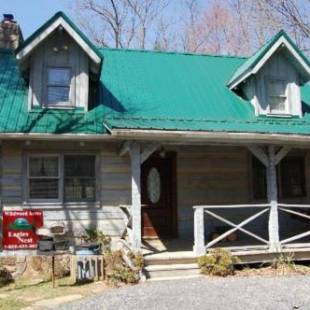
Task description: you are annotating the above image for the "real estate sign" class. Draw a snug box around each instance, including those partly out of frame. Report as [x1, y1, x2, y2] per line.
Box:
[3, 210, 43, 250]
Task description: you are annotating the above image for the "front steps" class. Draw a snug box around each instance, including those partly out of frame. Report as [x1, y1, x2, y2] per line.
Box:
[143, 252, 201, 281]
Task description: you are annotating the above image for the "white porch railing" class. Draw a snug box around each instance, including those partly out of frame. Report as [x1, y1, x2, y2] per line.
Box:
[193, 203, 310, 256]
[278, 204, 310, 247]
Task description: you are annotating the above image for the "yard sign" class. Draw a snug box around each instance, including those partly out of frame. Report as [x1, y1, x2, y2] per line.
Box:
[3, 210, 43, 250]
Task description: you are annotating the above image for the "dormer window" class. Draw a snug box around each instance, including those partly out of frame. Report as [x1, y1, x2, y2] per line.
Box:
[16, 12, 102, 112]
[267, 78, 288, 114]
[228, 31, 310, 118]
[46, 67, 71, 107]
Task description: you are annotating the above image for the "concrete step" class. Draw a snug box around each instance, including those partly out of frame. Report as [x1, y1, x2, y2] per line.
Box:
[144, 263, 200, 280]
[144, 256, 197, 266]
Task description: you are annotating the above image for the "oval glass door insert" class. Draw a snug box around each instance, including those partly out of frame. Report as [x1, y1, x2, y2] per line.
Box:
[147, 167, 161, 203]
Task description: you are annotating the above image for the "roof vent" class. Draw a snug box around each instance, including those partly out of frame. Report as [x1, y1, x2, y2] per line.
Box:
[0, 13, 23, 49]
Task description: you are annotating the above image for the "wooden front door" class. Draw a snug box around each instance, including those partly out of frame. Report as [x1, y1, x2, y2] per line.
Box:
[141, 152, 176, 238]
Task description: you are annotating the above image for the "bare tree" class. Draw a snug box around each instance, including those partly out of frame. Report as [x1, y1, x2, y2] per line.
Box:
[257, 0, 310, 52]
[126, 0, 168, 49]
[74, 0, 131, 48]
[68, 0, 310, 56]
[180, 0, 252, 55]
[72, 0, 169, 49]
[180, 0, 205, 52]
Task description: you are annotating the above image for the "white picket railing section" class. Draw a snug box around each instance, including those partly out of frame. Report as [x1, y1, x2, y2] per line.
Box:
[193, 203, 310, 256]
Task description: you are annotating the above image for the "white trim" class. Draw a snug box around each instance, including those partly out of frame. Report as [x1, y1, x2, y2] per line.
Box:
[25, 153, 98, 204]
[229, 36, 310, 90]
[16, 16, 101, 66]
[265, 76, 290, 115]
[27, 154, 61, 202]
[45, 66, 73, 108]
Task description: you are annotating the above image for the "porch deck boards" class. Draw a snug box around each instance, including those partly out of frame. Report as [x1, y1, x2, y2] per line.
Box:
[142, 238, 310, 265]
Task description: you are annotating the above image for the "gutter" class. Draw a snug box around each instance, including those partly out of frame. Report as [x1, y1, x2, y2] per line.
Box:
[0, 129, 310, 147]
[110, 129, 310, 146]
[0, 133, 114, 141]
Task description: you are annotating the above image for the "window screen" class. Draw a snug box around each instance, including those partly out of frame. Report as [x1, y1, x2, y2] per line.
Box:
[268, 79, 287, 113]
[64, 155, 96, 202]
[28, 156, 59, 199]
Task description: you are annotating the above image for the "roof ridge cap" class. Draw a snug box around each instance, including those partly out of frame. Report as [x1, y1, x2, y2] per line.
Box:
[98, 47, 248, 59]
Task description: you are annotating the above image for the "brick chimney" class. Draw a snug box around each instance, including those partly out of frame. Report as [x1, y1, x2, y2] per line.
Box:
[0, 14, 23, 49]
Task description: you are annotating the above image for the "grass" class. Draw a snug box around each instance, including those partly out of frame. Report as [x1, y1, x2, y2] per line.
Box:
[0, 298, 28, 310]
[0, 277, 108, 310]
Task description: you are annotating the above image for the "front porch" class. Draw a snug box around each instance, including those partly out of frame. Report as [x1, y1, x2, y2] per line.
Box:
[123, 142, 310, 263]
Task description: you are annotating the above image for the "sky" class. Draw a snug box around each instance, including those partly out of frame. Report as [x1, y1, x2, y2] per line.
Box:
[0, 0, 71, 38]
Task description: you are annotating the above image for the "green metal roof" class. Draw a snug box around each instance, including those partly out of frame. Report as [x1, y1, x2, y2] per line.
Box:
[99, 48, 310, 135]
[227, 30, 310, 88]
[2, 12, 310, 137]
[0, 49, 106, 134]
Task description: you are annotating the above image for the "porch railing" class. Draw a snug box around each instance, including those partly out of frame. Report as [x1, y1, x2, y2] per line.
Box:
[193, 203, 310, 256]
[278, 203, 310, 248]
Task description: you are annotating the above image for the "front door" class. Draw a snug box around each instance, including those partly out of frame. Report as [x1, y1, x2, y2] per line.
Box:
[141, 152, 176, 238]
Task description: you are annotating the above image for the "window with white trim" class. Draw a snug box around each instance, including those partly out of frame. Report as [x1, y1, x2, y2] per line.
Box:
[28, 156, 60, 199]
[46, 67, 71, 107]
[267, 78, 288, 114]
[27, 154, 96, 202]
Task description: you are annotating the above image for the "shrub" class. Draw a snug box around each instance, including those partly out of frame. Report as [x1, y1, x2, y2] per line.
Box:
[0, 266, 13, 287]
[272, 252, 295, 275]
[128, 251, 144, 270]
[104, 250, 140, 286]
[198, 248, 237, 277]
[81, 229, 111, 253]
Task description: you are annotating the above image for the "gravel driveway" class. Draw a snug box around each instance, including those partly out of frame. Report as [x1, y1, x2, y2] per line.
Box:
[59, 276, 310, 310]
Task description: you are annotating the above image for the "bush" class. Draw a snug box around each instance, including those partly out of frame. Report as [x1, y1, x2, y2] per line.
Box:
[272, 253, 295, 275]
[81, 229, 111, 253]
[0, 266, 13, 287]
[198, 248, 237, 277]
[128, 251, 144, 270]
[104, 250, 140, 286]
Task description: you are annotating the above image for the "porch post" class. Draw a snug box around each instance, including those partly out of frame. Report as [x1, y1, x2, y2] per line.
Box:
[193, 207, 205, 256]
[267, 146, 280, 252]
[130, 143, 142, 251]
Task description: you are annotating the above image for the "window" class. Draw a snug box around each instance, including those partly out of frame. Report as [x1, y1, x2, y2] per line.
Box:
[252, 156, 267, 200]
[28, 156, 59, 199]
[280, 156, 306, 198]
[64, 155, 96, 202]
[27, 155, 96, 202]
[251, 155, 306, 200]
[46, 67, 71, 106]
[267, 78, 287, 114]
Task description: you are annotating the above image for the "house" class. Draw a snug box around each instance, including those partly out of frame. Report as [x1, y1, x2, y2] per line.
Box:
[2, 11, 310, 273]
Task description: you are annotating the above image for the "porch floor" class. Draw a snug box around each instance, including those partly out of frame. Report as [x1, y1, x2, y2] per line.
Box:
[141, 238, 310, 264]
[142, 238, 195, 261]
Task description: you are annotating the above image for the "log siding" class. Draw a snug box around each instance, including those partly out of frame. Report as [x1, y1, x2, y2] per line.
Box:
[1, 141, 310, 244]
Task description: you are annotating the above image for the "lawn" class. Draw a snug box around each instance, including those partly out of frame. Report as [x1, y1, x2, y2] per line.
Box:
[0, 277, 109, 310]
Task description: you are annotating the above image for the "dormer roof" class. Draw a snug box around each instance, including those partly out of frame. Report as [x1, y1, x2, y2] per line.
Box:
[15, 11, 102, 74]
[227, 30, 310, 90]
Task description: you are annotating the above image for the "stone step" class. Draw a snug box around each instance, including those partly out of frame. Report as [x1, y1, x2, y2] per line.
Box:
[144, 263, 200, 280]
